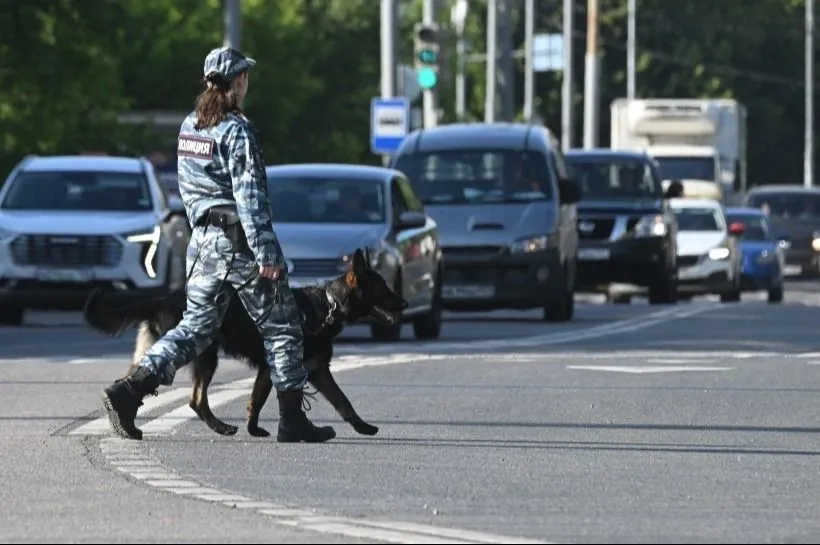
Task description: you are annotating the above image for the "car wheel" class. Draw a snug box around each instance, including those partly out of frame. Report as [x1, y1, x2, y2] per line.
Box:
[412, 271, 442, 340]
[543, 267, 574, 322]
[0, 305, 24, 326]
[648, 271, 677, 305]
[371, 275, 403, 342]
[767, 283, 784, 303]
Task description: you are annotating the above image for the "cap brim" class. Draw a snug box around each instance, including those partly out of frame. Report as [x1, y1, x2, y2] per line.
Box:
[243, 57, 256, 70]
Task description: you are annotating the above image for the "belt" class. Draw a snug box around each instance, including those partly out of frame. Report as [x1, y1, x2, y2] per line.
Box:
[195, 205, 239, 228]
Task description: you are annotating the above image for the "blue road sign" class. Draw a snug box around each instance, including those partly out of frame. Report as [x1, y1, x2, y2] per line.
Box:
[371, 97, 410, 155]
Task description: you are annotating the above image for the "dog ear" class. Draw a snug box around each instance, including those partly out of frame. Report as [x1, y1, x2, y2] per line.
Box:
[352, 248, 367, 275]
[345, 269, 358, 289]
[363, 248, 371, 268]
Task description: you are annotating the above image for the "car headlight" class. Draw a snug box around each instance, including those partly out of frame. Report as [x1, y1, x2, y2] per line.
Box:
[509, 234, 559, 254]
[633, 215, 667, 237]
[708, 247, 731, 260]
[812, 231, 820, 251]
[756, 250, 776, 264]
[125, 226, 161, 245]
[124, 226, 161, 279]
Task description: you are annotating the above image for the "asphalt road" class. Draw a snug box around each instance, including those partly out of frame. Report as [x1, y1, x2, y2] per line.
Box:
[3, 283, 820, 543]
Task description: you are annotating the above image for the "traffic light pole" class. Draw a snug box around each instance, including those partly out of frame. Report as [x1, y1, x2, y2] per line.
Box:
[422, 0, 438, 130]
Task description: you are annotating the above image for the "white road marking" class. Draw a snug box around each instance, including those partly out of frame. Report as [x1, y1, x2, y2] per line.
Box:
[567, 365, 733, 374]
[98, 437, 554, 544]
[645, 358, 717, 364]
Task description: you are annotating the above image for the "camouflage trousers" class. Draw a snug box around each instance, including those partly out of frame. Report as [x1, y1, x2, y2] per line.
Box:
[138, 224, 307, 391]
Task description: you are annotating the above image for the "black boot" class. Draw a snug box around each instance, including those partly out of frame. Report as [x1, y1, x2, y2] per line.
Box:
[101, 366, 160, 440]
[277, 389, 336, 443]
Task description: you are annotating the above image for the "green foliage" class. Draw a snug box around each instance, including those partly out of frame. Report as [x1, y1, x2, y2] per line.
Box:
[0, 0, 814, 185]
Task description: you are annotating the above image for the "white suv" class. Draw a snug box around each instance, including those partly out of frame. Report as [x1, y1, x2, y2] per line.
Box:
[670, 197, 743, 302]
[0, 155, 190, 325]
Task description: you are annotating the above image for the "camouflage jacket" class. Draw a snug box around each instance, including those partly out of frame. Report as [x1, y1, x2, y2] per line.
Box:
[176, 111, 279, 267]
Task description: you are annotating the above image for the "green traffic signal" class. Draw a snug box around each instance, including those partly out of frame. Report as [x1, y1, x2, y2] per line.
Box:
[417, 67, 438, 89]
[418, 49, 437, 64]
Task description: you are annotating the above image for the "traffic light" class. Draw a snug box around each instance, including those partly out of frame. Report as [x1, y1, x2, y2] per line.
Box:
[413, 22, 440, 91]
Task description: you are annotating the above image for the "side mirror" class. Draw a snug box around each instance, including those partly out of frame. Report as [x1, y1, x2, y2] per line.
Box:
[558, 177, 582, 204]
[664, 180, 684, 199]
[728, 221, 746, 236]
[168, 195, 185, 214]
[395, 211, 426, 231]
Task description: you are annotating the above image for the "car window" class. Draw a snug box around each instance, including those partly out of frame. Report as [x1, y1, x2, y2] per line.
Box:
[1, 170, 153, 211]
[550, 147, 569, 180]
[395, 176, 424, 213]
[725, 214, 771, 241]
[565, 157, 662, 199]
[393, 149, 554, 204]
[151, 167, 169, 211]
[391, 179, 409, 220]
[746, 192, 820, 220]
[673, 207, 723, 231]
[266, 176, 385, 224]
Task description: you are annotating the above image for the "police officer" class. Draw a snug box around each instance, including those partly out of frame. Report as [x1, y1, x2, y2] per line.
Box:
[101, 46, 335, 444]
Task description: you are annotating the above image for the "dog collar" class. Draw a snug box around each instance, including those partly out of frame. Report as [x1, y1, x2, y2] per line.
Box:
[321, 291, 340, 328]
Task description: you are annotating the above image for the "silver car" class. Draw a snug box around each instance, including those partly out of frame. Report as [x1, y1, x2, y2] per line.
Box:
[265, 163, 443, 342]
[0, 155, 189, 325]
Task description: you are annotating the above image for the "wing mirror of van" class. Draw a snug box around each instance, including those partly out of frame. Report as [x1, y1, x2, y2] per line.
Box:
[558, 177, 582, 204]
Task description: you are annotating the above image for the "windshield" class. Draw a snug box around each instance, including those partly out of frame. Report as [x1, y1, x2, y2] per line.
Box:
[674, 207, 723, 231]
[725, 214, 771, 242]
[565, 158, 661, 199]
[392, 149, 554, 204]
[654, 156, 716, 181]
[266, 176, 385, 223]
[745, 192, 820, 221]
[1, 171, 153, 211]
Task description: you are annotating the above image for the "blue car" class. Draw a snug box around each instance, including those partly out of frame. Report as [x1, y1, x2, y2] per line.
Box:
[724, 207, 787, 303]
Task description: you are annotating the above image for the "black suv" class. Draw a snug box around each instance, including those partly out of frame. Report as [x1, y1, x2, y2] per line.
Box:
[564, 149, 678, 304]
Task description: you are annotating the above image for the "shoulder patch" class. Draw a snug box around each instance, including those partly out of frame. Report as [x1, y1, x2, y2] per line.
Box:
[177, 134, 215, 159]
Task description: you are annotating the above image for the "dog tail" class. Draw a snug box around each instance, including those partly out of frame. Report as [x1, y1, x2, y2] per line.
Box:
[83, 288, 173, 337]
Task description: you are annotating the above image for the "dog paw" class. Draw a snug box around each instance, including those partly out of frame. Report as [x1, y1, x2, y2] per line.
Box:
[247, 424, 270, 437]
[214, 423, 238, 436]
[352, 421, 379, 436]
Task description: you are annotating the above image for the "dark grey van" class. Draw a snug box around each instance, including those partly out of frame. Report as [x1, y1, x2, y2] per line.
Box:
[391, 123, 581, 321]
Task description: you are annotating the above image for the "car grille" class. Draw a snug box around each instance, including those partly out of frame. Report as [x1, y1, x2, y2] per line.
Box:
[442, 246, 503, 258]
[678, 255, 702, 267]
[289, 259, 340, 277]
[10, 235, 122, 267]
[789, 234, 813, 250]
[577, 218, 615, 240]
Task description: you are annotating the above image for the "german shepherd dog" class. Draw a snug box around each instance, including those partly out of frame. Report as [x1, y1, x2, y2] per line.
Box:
[83, 248, 407, 438]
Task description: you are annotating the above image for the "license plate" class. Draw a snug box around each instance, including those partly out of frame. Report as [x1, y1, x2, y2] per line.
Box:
[36, 269, 93, 283]
[442, 285, 495, 299]
[784, 265, 803, 276]
[578, 248, 611, 261]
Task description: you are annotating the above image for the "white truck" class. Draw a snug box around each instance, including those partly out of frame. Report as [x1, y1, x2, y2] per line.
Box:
[610, 98, 748, 205]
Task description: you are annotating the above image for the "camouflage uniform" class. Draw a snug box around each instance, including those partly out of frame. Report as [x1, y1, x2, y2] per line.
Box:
[100, 47, 334, 444]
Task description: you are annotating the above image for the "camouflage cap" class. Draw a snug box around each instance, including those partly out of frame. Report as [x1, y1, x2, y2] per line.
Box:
[203, 46, 256, 80]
